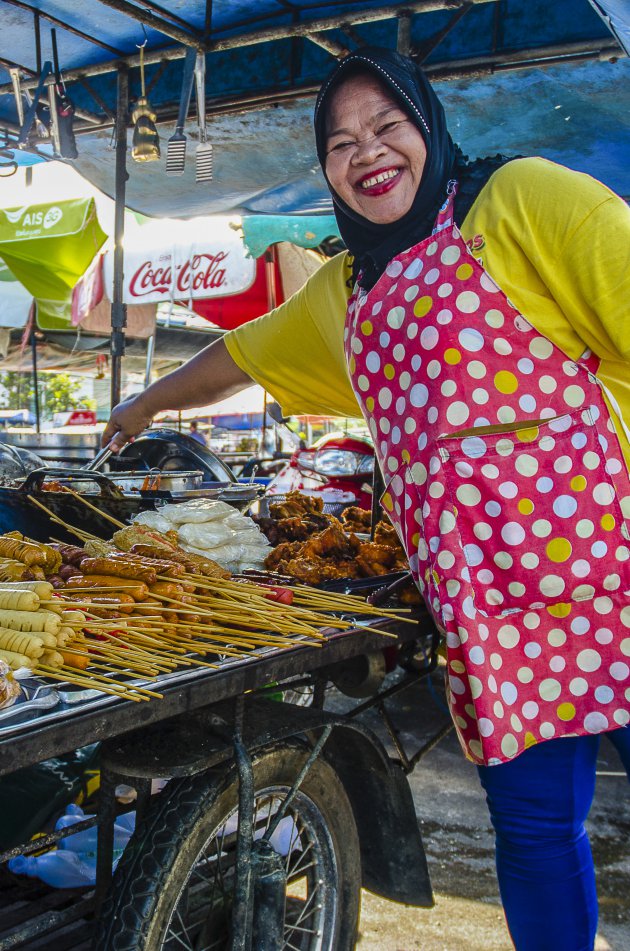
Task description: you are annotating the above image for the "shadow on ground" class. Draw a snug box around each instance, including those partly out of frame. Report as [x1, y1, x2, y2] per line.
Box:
[329, 670, 630, 950]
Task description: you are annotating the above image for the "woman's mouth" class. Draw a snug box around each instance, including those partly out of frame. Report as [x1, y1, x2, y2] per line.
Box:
[357, 168, 401, 195]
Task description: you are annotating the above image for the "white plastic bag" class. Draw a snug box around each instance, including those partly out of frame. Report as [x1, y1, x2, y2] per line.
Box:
[160, 499, 235, 525]
[178, 521, 236, 549]
[131, 510, 172, 533]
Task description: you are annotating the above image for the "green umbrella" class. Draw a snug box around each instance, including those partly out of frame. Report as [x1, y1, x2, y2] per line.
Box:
[0, 198, 107, 330]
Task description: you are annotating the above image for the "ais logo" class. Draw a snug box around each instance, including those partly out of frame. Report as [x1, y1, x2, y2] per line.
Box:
[5, 206, 63, 229]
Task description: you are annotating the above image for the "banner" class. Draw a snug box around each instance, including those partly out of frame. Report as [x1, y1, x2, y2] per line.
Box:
[103, 217, 256, 306]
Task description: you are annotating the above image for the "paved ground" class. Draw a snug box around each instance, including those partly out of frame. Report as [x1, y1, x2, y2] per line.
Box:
[332, 669, 630, 951]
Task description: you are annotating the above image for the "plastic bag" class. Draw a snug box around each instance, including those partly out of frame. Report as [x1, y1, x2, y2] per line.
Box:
[131, 510, 172, 533]
[0, 658, 21, 709]
[178, 521, 236, 549]
[160, 499, 234, 525]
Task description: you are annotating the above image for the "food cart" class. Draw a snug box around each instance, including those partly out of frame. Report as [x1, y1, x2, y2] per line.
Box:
[0, 525, 440, 950]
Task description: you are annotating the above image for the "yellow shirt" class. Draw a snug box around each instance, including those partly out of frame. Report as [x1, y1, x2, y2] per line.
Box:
[226, 158, 630, 446]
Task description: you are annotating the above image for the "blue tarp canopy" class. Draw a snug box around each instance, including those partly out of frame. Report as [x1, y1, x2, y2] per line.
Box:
[0, 1, 627, 219]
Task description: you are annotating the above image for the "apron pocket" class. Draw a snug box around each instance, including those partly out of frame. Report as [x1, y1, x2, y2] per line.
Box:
[438, 406, 630, 618]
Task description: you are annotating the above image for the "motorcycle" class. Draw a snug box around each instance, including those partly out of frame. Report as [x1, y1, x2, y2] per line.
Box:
[265, 431, 375, 512]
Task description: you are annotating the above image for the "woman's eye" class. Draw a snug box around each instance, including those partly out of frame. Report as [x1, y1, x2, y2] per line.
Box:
[328, 141, 353, 154]
[377, 121, 400, 135]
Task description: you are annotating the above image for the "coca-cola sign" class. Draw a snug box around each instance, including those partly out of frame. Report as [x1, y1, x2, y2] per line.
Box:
[103, 219, 256, 305]
[129, 252, 230, 298]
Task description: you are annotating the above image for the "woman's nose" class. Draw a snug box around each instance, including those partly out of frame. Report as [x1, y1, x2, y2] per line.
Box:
[351, 134, 387, 165]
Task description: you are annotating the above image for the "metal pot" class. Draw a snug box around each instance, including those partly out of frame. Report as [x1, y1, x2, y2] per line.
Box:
[84, 469, 203, 494]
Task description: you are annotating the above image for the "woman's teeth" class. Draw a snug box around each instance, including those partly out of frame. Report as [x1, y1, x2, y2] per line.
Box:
[360, 169, 399, 189]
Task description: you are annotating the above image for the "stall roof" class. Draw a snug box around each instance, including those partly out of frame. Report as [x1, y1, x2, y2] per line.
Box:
[0, 1, 627, 217]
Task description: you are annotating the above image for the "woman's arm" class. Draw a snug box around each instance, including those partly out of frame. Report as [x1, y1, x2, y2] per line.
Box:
[102, 337, 253, 451]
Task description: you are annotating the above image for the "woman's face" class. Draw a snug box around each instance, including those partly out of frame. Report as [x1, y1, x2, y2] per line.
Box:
[324, 73, 427, 225]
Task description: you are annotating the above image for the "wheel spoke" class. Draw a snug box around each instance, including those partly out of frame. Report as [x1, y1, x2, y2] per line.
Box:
[287, 887, 318, 931]
[284, 922, 319, 936]
[166, 909, 196, 951]
[287, 841, 315, 878]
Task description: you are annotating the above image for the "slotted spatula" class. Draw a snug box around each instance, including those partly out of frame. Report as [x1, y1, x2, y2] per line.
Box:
[166, 47, 196, 177]
[194, 52, 213, 183]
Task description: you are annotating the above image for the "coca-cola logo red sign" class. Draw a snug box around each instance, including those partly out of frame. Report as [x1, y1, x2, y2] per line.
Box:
[129, 252, 229, 298]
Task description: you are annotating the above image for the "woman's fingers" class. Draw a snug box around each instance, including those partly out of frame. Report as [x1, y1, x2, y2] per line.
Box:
[101, 398, 153, 450]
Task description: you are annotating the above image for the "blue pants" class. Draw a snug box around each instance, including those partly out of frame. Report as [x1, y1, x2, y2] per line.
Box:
[477, 726, 630, 951]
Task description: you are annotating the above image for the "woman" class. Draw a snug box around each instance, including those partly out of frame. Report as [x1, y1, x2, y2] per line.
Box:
[105, 48, 630, 949]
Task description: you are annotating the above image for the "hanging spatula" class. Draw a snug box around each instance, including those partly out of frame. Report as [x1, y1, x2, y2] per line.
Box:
[194, 52, 213, 183]
[166, 47, 196, 177]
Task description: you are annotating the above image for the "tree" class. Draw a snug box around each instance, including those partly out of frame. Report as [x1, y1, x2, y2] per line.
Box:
[0, 372, 34, 411]
[0, 371, 95, 419]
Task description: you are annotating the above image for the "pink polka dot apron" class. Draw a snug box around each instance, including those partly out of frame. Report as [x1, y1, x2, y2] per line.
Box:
[344, 187, 630, 765]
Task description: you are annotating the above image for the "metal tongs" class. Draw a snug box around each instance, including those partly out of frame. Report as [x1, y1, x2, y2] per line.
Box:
[81, 444, 114, 472]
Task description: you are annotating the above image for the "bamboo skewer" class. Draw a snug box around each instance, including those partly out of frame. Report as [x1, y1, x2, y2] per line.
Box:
[60, 485, 126, 530]
[27, 495, 94, 542]
[36, 665, 147, 701]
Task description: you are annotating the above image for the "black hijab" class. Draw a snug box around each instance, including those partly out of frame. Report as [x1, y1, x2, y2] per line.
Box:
[314, 47, 509, 290]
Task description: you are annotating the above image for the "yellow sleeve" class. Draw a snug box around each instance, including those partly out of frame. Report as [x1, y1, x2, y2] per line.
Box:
[462, 157, 630, 363]
[224, 251, 361, 417]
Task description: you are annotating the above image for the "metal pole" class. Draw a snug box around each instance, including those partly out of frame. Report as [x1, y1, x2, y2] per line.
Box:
[110, 65, 128, 411]
[262, 247, 279, 453]
[29, 305, 40, 434]
[144, 332, 155, 390]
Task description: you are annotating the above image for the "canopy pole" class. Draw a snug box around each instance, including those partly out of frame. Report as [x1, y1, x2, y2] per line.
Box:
[110, 65, 129, 411]
[262, 246, 279, 454]
[29, 302, 40, 434]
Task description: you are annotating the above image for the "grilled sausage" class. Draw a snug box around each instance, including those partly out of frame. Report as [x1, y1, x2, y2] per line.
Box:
[64, 575, 150, 602]
[80, 558, 157, 586]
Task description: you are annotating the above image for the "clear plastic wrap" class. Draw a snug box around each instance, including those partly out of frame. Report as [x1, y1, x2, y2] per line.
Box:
[0, 658, 21, 709]
[178, 521, 236, 549]
[159, 499, 235, 525]
[131, 510, 172, 533]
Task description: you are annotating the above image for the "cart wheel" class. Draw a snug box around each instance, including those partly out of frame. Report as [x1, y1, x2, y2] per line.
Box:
[93, 742, 361, 951]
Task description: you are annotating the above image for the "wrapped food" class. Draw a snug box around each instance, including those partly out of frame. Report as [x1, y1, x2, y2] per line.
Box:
[83, 538, 116, 558]
[159, 499, 234, 525]
[131, 510, 172, 534]
[177, 521, 235, 549]
[181, 541, 267, 571]
[113, 525, 178, 552]
[0, 659, 21, 708]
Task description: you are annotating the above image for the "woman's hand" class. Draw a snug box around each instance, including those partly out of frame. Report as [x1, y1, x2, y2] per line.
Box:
[101, 395, 155, 452]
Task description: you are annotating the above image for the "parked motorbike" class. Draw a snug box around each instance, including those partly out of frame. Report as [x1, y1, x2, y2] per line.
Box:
[265, 432, 375, 511]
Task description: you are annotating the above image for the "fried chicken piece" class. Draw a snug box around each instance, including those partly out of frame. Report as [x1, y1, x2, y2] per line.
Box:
[276, 517, 312, 542]
[301, 521, 354, 560]
[264, 541, 303, 572]
[251, 516, 282, 546]
[355, 543, 398, 577]
[269, 491, 324, 519]
[341, 506, 372, 533]
[374, 520, 400, 548]
[283, 556, 358, 585]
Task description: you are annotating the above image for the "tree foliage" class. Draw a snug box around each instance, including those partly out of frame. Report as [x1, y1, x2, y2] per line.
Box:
[0, 372, 95, 418]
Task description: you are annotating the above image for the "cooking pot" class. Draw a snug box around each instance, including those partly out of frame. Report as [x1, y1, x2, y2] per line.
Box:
[35, 468, 204, 495]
